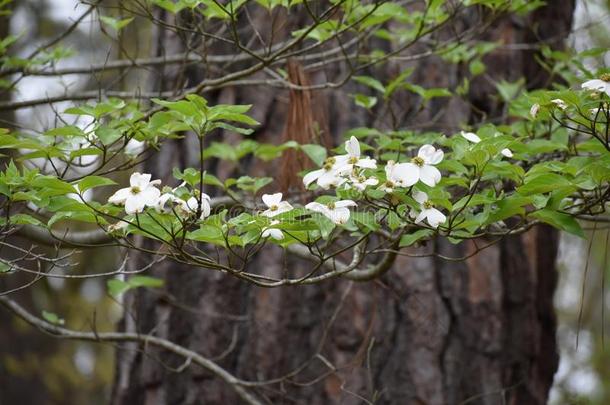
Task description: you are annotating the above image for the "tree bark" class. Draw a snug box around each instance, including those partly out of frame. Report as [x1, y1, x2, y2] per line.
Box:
[111, 3, 575, 404]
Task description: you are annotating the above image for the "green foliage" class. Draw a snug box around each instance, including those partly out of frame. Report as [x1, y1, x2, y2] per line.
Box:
[107, 276, 164, 297]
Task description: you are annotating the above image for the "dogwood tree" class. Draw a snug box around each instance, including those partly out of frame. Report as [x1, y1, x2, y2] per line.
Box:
[0, 0, 606, 403]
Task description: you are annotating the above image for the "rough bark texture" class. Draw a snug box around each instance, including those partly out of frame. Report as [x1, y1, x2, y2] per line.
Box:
[111, 3, 575, 405]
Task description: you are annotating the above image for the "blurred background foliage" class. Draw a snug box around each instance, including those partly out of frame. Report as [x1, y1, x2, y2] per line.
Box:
[0, 0, 609, 404]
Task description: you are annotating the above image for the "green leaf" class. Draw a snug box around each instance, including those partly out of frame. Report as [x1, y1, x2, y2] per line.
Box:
[100, 16, 134, 31]
[42, 310, 65, 325]
[107, 276, 164, 298]
[202, 142, 237, 161]
[78, 176, 117, 192]
[96, 126, 123, 145]
[107, 279, 131, 297]
[44, 126, 85, 137]
[151, 0, 188, 13]
[354, 94, 377, 109]
[235, 176, 272, 193]
[353, 211, 380, 231]
[485, 196, 531, 224]
[32, 176, 76, 195]
[301, 144, 327, 166]
[129, 275, 164, 288]
[187, 225, 226, 245]
[353, 75, 385, 93]
[529, 209, 584, 238]
[469, 59, 486, 76]
[495, 78, 525, 102]
[400, 229, 434, 247]
[385, 67, 414, 98]
[517, 173, 573, 196]
[10, 214, 43, 226]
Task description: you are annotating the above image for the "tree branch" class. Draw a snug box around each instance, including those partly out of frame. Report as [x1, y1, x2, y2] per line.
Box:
[15, 196, 235, 248]
[0, 294, 264, 405]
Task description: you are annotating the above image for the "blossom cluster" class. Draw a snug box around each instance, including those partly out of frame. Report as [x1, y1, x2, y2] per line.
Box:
[529, 75, 610, 119]
[302, 136, 447, 228]
[106, 137, 450, 242]
[108, 173, 211, 219]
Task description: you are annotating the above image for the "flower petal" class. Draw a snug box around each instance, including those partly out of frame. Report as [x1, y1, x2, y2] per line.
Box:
[125, 196, 146, 214]
[155, 193, 179, 213]
[385, 161, 396, 178]
[500, 148, 513, 158]
[392, 163, 419, 186]
[305, 202, 328, 215]
[427, 208, 446, 228]
[200, 199, 211, 218]
[262, 193, 282, 207]
[345, 136, 360, 158]
[183, 196, 198, 212]
[356, 157, 377, 169]
[317, 171, 343, 189]
[333, 154, 350, 168]
[417, 144, 436, 160]
[460, 131, 481, 143]
[140, 187, 161, 206]
[428, 149, 444, 165]
[412, 191, 428, 204]
[414, 210, 427, 224]
[108, 187, 131, 205]
[419, 165, 442, 187]
[329, 207, 350, 224]
[130, 172, 151, 188]
[263, 228, 284, 240]
[277, 201, 293, 213]
[263, 201, 293, 217]
[334, 199, 357, 208]
[582, 79, 607, 91]
[303, 169, 324, 187]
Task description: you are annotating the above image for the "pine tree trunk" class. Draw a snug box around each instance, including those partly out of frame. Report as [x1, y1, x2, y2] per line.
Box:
[111, 3, 575, 404]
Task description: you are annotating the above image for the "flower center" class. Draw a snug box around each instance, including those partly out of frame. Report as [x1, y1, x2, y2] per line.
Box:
[600, 73, 610, 82]
[348, 157, 359, 164]
[323, 157, 336, 171]
[130, 186, 141, 194]
[423, 201, 434, 209]
[385, 180, 394, 188]
[411, 156, 425, 167]
[327, 202, 336, 210]
[358, 176, 366, 183]
[270, 204, 278, 211]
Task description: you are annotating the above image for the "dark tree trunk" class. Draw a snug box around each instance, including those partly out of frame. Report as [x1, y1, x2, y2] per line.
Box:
[111, 3, 575, 405]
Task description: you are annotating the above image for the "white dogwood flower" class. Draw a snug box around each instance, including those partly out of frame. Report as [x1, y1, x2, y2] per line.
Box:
[346, 171, 379, 191]
[550, 98, 567, 110]
[155, 193, 183, 214]
[413, 191, 446, 228]
[155, 191, 211, 219]
[582, 74, 610, 97]
[303, 157, 348, 189]
[306, 200, 357, 225]
[262, 220, 284, 240]
[336, 136, 377, 173]
[460, 131, 512, 158]
[383, 160, 416, 191]
[182, 194, 211, 219]
[108, 172, 161, 214]
[386, 145, 444, 188]
[530, 103, 540, 118]
[261, 193, 293, 217]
